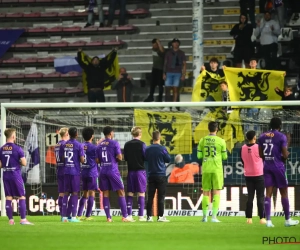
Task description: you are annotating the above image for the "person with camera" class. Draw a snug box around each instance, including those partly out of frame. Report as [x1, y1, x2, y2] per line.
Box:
[112, 67, 134, 102]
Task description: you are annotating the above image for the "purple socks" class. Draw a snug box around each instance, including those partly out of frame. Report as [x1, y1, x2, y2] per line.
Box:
[6, 200, 13, 220]
[264, 197, 271, 220]
[19, 199, 26, 220]
[281, 197, 290, 220]
[118, 197, 128, 218]
[126, 196, 133, 216]
[103, 197, 111, 219]
[58, 196, 63, 214]
[77, 197, 87, 217]
[71, 195, 78, 217]
[86, 196, 94, 217]
[138, 196, 145, 216]
[61, 195, 68, 217]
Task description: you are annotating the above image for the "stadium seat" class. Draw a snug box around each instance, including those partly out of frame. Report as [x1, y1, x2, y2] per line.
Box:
[62, 26, 82, 32]
[14, 42, 33, 48]
[19, 0, 36, 3]
[115, 25, 137, 31]
[74, 12, 88, 17]
[61, 71, 80, 77]
[11, 89, 31, 94]
[43, 72, 61, 78]
[30, 88, 48, 94]
[37, 57, 56, 63]
[48, 87, 66, 94]
[46, 26, 63, 32]
[86, 40, 103, 46]
[32, 42, 51, 48]
[40, 12, 58, 17]
[49, 41, 69, 47]
[0, 74, 8, 79]
[35, 0, 52, 2]
[27, 27, 47, 33]
[81, 26, 98, 31]
[278, 28, 294, 42]
[6, 13, 23, 18]
[7, 73, 25, 79]
[25, 72, 44, 78]
[20, 57, 38, 63]
[103, 40, 125, 46]
[57, 12, 75, 17]
[68, 41, 87, 47]
[0, 13, 6, 18]
[65, 87, 83, 94]
[2, 0, 18, 3]
[2, 57, 21, 63]
[0, 89, 12, 95]
[23, 12, 41, 18]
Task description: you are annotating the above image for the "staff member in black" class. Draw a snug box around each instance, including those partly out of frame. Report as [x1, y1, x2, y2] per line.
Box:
[77, 48, 117, 102]
[145, 130, 171, 222]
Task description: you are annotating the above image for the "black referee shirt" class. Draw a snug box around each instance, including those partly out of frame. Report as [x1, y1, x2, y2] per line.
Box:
[124, 139, 146, 171]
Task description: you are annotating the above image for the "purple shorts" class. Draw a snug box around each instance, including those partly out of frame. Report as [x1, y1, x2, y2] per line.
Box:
[127, 170, 147, 193]
[82, 176, 98, 191]
[264, 167, 288, 188]
[4, 178, 25, 197]
[57, 174, 65, 193]
[99, 170, 124, 191]
[64, 174, 80, 193]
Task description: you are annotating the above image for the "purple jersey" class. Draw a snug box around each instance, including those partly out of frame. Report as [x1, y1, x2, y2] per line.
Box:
[258, 130, 287, 169]
[81, 142, 98, 178]
[96, 139, 121, 173]
[64, 138, 84, 175]
[0, 143, 25, 181]
[54, 140, 67, 176]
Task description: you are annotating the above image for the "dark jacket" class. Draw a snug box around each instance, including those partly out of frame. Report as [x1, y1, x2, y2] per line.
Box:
[275, 89, 298, 110]
[77, 50, 117, 89]
[112, 76, 134, 102]
[230, 14, 253, 47]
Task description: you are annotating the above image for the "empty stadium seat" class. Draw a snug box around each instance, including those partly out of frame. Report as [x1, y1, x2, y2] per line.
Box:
[20, 57, 38, 63]
[30, 88, 48, 94]
[7, 73, 25, 79]
[0, 89, 11, 95]
[48, 87, 66, 94]
[37, 57, 56, 63]
[43, 72, 61, 77]
[11, 89, 30, 94]
[24, 72, 44, 78]
[65, 87, 83, 94]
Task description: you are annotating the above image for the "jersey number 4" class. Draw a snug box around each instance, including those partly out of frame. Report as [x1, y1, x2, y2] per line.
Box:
[204, 146, 217, 157]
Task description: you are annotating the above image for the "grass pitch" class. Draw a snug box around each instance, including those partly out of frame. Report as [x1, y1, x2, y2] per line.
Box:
[0, 216, 300, 250]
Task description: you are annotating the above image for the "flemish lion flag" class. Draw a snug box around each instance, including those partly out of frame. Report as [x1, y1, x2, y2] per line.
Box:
[194, 108, 244, 153]
[78, 50, 119, 93]
[192, 70, 224, 102]
[224, 67, 285, 108]
[134, 109, 192, 154]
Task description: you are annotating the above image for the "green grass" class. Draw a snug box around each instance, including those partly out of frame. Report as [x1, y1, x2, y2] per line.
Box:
[0, 216, 300, 250]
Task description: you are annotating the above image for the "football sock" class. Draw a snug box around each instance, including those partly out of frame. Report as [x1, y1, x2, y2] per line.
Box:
[281, 197, 290, 220]
[71, 195, 78, 217]
[58, 196, 63, 214]
[212, 194, 220, 218]
[77, 197, 87, 217]
[6, 200, 13, 220]
[67, 196, 73, 218]
[103, 197, 111, 219]
[118, 197, 128, 218]
[138, 196, 145, 217]
[19, 199, 26, 220]
[202, 195, 209, 217]
[62, 195, 68, 217]
[86, 196, 94, 217]
[264, 197, 271, 220]
[126, 196, 133, 216]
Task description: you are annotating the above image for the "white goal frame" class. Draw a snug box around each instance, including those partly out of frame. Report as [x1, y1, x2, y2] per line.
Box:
[1, 100, 300, 216]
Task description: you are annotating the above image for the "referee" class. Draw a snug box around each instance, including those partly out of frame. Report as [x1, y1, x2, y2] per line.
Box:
[145, 130, 171, 222]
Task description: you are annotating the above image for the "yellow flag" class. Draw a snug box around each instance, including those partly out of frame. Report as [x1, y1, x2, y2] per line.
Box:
[224, 67, 285, 108]
[194, 109, 244, 153]
[79, 51, 119, 93]
[134, 109, 192, 154]
[192, 70, 224, 102]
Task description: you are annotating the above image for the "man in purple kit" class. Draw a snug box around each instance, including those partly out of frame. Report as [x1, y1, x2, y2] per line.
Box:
[61, 127, 85, 223]
[0, 128, 33, 225]
[259, 117, 299, 227]
[77, 127, 98, 221]
[96, 126, 134, 222]
[54, 127, 69, 218]
[124, 126, 147, 221]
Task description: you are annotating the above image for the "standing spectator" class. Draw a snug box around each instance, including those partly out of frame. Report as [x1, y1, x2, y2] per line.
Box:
[144, 39, 165, 102]
[77, 48, 117, 102]
[201, 58, 224, 78]
[124, 127, 147, 221]
[239, 0, 256, 28]
[112, 67, 134, 102]
[273, 0, 285, 28]
[85, 0, 104, 28]
[249, 57, 258, 69]
[254, 11, 280, 70]
[163, 38, 186, 107]
[219, 81, 232, 113]
[0, 128, 33, 225]
[107, 0, 126, 27]
[240, 130, 266, 225]
[230, 13, 254, 68]
[145, 131, 171, 222]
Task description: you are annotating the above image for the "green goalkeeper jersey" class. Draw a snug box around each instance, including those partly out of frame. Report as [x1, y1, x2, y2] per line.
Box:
[197, 134, 228, 174]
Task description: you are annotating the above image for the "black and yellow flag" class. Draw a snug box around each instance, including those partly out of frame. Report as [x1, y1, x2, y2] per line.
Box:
[192, 70, 224, 102]
[79, 51, 119, 93]
[134, 109, 192, 154]
[194, 108, 244, 153]
[224, 67, 285, 108]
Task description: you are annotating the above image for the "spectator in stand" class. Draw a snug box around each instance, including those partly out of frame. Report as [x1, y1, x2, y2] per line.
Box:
[201, 58, 224, 78]
[85, 0, 104, 28]
[144, 39, 165, 102]
[239, 0, 256, 28]
[230, 13, 254, 68]
[112, 67, 134, 102]
[163, 38, 186, 108]
[77, 48, 117, 102]
[259, 0, 267, 13]
[275, 85, 297, 147]
[220, 81, 232, 113]
[273, 0, 285, 28]
[249, 57, 258, 69]
[254, 11, 280, 70]
[107, 0, 126, 27]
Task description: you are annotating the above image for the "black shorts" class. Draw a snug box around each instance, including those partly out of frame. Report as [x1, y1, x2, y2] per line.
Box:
[233, 46, 254, 64]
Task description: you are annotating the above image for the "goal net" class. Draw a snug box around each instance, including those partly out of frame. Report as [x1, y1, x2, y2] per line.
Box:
[0, 101, 300, 217]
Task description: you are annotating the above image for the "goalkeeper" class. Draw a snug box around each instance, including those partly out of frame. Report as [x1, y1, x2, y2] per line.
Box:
[197, 121, 227, 222]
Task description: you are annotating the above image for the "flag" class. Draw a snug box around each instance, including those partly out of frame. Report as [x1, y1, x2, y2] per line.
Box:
[134, 109, 192, 154]
[78, 50, 119, 93]
[194, 109, 244, 153]
[192, 70, 224, 102]
[224, 67, 285, 108]
[0, 29, 25, 58]
[23, 116, 40, 184]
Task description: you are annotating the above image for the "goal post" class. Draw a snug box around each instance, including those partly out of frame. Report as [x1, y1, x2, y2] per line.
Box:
[1, 100, 300, 217]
